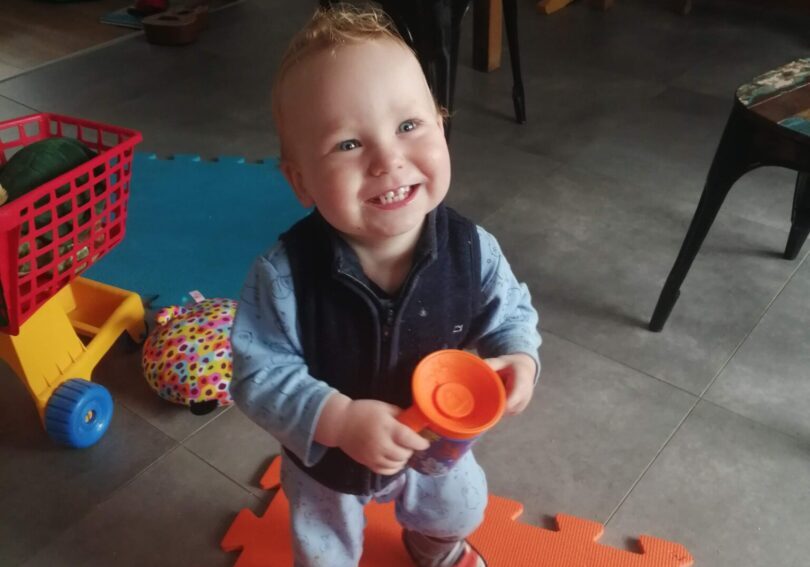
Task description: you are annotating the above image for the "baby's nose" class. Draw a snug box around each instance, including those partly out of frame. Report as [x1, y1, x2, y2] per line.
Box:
[368, 145, 404, 176]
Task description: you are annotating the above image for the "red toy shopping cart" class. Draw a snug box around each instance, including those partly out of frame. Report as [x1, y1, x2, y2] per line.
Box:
[0, 113, 145, 448]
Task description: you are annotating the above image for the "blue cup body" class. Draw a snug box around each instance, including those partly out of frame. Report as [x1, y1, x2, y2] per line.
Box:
[408, 427, 480, 475]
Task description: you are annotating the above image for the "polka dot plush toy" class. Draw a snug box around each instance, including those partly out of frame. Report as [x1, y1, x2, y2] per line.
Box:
[142, 297, 237, 415]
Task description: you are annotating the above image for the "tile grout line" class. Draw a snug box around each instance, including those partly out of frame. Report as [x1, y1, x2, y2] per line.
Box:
[183, 442, 265, 502]
[177, 404, 234, 444]
[0, 93, 39, 114]
[88, 402, 262, 517]
[0, 0, 247, 87]
[177, 406, 271, 498]
[72, 391, 227, 514]
[13, 442, 184, 566]
[602, 397, 699, 527]
[540, 328, 700, 400]
[603, 248, 809, 527]
[176, 406, 272, 501]
[52, 440, 259, 559]
[84, 441, 183, 517]
[694, 247, 808, 401]
[0, 32, 144, 86]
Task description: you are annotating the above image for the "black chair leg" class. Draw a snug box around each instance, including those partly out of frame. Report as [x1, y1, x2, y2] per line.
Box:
[448, 1, 469, 114]
[379, 0, 465, 138]
[444, 1, 471, 138]
[502, 0, 525, 124]
[784, 171, 810, 260]
[649, 108, 752, 332]
[427, 0, 453, 137]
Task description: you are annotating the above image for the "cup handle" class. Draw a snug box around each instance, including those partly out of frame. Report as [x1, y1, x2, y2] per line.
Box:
[397, 406, 427, 432]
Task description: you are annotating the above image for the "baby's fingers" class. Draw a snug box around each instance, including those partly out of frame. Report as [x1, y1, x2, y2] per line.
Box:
[368, 441, 416, 475]
[369, 456, 409, 476]
[505, 391, 531, 415]
[392, 422, 430, 451]
[483, 356, 510, 373]
[504, 374, 534, 415]
[381, 445, 414, 468]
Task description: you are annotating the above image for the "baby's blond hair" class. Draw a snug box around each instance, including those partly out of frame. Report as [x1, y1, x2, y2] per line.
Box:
[271, 3, 440, 160]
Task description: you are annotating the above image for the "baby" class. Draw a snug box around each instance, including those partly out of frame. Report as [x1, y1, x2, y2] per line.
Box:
[230, 4, 541, 566]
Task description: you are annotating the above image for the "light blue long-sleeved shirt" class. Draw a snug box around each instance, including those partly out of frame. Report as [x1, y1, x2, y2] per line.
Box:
[230, 225, 541, 467]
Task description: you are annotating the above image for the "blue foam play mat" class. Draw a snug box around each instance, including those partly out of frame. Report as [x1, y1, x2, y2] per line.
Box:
[86, 153, 308, 306]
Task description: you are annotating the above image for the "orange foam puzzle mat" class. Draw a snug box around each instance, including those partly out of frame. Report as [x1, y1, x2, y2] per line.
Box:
[221, 458, 694, 567]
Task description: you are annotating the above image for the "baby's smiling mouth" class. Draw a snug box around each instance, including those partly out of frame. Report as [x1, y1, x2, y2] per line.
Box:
[370, 185, 415, 205]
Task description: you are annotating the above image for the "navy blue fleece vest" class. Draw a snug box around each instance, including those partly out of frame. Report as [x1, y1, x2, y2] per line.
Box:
[280, 205, 481, 494]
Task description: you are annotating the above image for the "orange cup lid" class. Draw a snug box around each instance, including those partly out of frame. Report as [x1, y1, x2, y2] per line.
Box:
[434, 383, 475, 419]
[411, 350, 505, 439]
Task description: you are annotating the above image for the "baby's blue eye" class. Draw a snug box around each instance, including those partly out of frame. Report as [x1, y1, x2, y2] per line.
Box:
[398, 120, 417, 133]
[338, 140, 360, 151]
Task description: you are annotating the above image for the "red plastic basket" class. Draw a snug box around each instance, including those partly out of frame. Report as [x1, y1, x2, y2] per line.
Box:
[0, 113, 142, 335]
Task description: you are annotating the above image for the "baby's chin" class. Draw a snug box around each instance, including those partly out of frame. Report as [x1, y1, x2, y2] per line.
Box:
[346, 215, 428, 246]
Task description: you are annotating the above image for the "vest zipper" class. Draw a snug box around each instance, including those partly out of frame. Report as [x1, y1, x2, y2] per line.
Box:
[338, 264, 428, 493]
[337, 271, 391, 494]
[382, 306, 394, 338]
[379, 304, 395, 387]
[337, 272, 388, 392]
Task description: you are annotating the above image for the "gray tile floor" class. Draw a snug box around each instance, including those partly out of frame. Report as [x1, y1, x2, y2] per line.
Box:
[2, 0, 809, 565]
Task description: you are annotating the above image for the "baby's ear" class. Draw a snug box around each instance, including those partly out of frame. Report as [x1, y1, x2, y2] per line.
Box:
[280, 159, 315, 208]
[436, 111, 447, 135]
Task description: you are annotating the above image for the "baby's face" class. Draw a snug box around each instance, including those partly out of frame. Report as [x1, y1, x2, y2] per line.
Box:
[278, 38, 450, 249]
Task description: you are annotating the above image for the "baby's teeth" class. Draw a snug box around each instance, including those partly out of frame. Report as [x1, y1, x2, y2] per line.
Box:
[377, 185, 412, 204]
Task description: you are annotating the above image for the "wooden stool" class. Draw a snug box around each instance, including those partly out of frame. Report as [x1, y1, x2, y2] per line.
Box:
[650, 58, 810, 331]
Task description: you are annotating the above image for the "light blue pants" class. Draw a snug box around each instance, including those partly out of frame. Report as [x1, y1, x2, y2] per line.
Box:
[281, 451, 488, 567]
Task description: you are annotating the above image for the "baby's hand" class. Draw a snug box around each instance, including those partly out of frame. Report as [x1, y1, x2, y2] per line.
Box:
[484, 353, 537, 416]
[335, 399, 430, 475]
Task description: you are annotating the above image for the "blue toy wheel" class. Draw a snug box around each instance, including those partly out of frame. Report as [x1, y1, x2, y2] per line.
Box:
[44, 379, 114, 448]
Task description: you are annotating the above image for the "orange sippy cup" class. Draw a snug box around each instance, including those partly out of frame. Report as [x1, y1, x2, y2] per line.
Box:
[398, 349, 506, 475]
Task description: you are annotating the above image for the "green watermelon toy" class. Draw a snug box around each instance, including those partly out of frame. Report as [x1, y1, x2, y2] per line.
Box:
[0, 137, 96, 206]
[0, 137, 100, 328]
